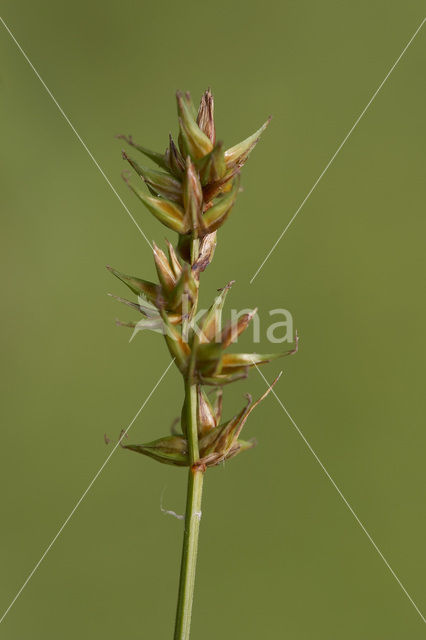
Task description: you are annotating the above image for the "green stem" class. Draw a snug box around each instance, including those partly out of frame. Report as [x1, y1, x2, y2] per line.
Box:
[173, 237, 204, 640]
[173, 463, 204, 639]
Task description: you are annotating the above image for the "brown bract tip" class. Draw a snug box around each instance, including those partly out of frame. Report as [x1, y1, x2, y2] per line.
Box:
[217, 280, 235, 292]
[118, 429, 129, 448]
[116, 134, 133, 144]
[289, 330, 299, 355]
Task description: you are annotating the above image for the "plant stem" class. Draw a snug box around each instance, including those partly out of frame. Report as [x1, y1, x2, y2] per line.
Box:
[173, 463, 204, 639]
[174, 238, 204, 640]
[174, 381, 204, 640]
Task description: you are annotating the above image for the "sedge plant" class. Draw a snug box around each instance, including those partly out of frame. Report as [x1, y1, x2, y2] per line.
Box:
[108, 89, 297, 639]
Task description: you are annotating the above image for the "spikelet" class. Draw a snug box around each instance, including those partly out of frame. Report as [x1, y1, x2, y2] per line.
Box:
[109, 89, 297, 468]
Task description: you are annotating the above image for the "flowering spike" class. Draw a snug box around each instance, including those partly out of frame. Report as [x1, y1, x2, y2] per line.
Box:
[109, 88, 299, 639]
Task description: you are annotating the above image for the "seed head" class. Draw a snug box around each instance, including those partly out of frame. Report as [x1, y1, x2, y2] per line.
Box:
[109, 88, 297, 471]
[118, 88, 270, 242]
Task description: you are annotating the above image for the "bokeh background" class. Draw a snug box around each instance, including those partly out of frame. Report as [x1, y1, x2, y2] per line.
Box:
[1, 1, 425, 638]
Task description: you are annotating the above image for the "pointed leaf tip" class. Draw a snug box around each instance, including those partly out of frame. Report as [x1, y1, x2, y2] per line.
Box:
[224, 117, 271, 169]
[117, 134, 169, 171]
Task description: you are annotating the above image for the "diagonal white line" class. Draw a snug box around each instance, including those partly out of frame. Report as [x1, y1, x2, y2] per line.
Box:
[0, 358, 174, 626]
[254, 364, 426, 624]
[0, 16, 152, 250]
[249, 16, 426, 284]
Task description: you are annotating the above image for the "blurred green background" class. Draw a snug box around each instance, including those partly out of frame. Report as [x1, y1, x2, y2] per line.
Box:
[1, 1, 425, 638]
